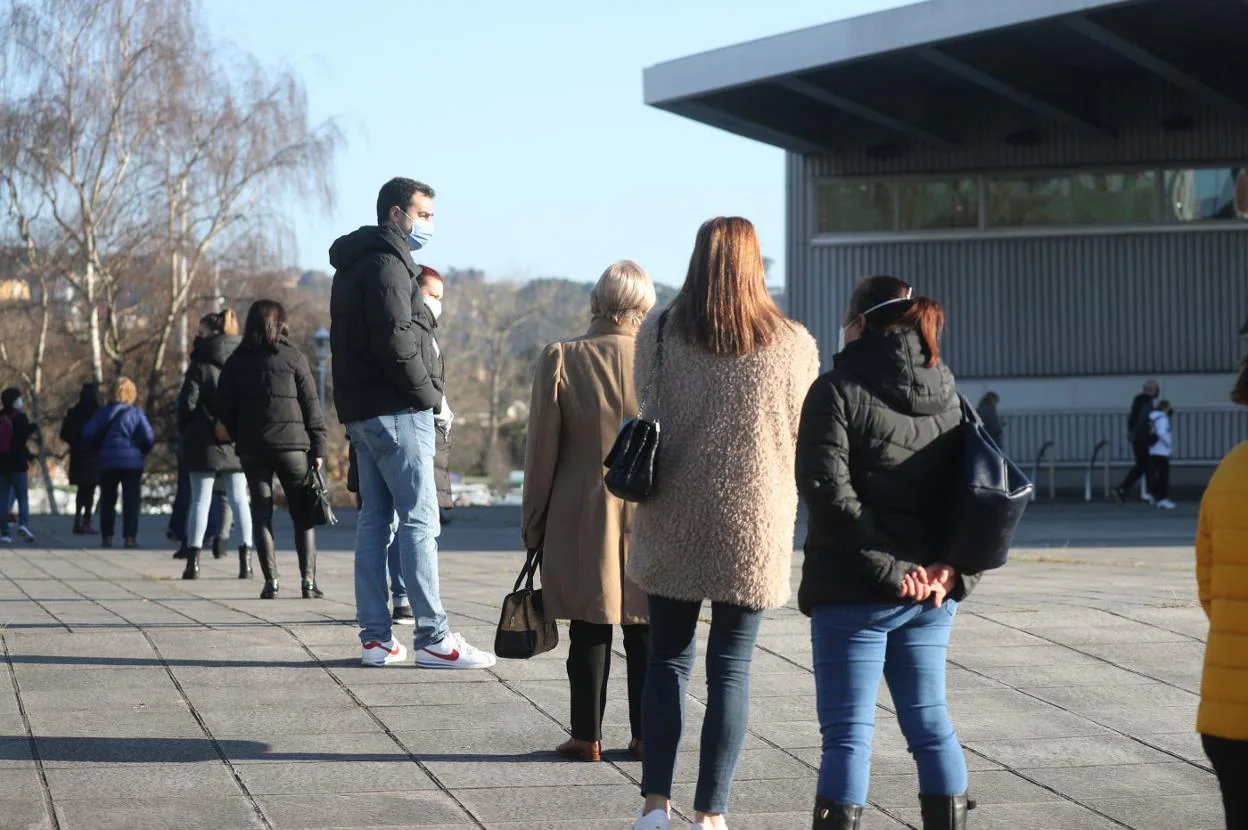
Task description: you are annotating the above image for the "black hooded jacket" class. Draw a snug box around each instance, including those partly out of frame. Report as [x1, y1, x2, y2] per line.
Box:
[795, 328, 980, 613]
[177, 334, 242, 472]
[328, 225, 443, 424]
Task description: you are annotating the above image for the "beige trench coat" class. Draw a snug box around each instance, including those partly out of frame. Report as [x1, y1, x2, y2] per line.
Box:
[521, 318, 648, 625]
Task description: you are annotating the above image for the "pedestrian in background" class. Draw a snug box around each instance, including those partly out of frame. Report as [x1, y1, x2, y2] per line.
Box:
[1148, 400, 1175, 509]
[797, 275, 977, 830]
[1115, 379, 1160, 503]
[176, 309, 253, 580]
[215, 300, 327, 598]
[83, 378, 155, 549]
[523, 260, 656, 764]
[1194, 356, 1248, 829]
[0, 387, 39, 545]
[60, 383, 101, 536]
[976, 391, 1004, 448]
[628, 217, 820, 830]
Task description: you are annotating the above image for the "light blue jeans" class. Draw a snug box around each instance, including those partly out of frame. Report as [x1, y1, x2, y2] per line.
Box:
[0, 472, 30, 536]
[348, 410, 446, 649]
[811, 601, 968, 805]
[187, 471, 252, 551]
[388, 538, 407, 606]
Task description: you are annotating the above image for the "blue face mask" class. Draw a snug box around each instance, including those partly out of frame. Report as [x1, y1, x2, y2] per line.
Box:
[402, 210, 434, 251]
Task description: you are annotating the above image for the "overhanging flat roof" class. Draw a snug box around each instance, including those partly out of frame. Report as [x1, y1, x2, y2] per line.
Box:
[643, 0, 1248, 156]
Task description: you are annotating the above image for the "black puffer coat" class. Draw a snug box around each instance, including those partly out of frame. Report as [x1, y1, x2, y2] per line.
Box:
[328, 225, 443, 423]
[59, 387, 100, 485]
[796, 328, 980, 614]
[214, 338, 327, 460]
[177, 334, 242, 472]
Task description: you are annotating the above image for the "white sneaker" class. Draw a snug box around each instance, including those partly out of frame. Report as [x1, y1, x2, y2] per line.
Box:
[361, 639, 408, 666]
[1157, 499, 1177, 510]
[414, 632, 496, 669]
[631, 809, 671, 830]
[0, 536, 11, 545]
[1143, 494, 1156, 505]
[18, 526, 34, 543]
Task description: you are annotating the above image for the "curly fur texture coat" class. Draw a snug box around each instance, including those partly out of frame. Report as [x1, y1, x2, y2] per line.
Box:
[626, 312, 821, 610]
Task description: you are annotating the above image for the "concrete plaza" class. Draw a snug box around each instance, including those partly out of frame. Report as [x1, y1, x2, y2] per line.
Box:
[0, 502, 1222, 829]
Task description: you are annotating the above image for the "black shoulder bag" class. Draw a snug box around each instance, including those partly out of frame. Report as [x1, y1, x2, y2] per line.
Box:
[494, 548, 558, 660]
[603, 310, 668, 502]
[943, 395, 1034, 572]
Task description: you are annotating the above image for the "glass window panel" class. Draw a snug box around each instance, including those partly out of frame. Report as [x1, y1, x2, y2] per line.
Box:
[1070, 172, 1156, 224]
[816, 182, 895, 232]
[1164, 168, 1248, 221]
[987, 177, 1072, 226]
[897, 179, 980, 230]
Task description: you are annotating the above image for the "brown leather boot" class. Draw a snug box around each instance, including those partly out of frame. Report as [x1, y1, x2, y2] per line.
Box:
[555, 738, 601, 762]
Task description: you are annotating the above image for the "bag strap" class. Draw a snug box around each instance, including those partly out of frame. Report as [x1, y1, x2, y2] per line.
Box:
[95, 405, 129, 449]
[637, 309, 670, 420]
[512, 548, 543, 593]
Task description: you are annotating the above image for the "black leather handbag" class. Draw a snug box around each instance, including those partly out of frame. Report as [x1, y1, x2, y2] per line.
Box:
[299, 465, 338, 528]
[943, 395, 1033, 572]
[604, 310, 669, 502]
[494, 548, 559, 660]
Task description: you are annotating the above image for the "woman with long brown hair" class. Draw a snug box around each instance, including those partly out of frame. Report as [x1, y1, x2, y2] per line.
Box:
[628, 217, 820, 830]
[796, 276, 978, 830]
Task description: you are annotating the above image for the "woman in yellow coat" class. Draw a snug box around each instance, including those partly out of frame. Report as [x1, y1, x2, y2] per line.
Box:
[1196, 355, 1248, 829]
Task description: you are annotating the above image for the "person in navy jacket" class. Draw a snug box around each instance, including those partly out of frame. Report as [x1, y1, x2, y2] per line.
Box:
[82, 377, 154, 549]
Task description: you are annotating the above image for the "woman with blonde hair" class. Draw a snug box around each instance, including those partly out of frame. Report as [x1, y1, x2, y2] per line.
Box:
[1195, 357, 1248, 829]
[523, 260, 657, 764]
[629, 218, 820, 830]
[82, 377, 155, 549]
[176, 309, 252, 580]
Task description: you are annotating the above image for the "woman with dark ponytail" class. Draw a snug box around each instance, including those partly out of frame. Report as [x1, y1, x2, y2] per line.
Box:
[796, 275, 979, 830]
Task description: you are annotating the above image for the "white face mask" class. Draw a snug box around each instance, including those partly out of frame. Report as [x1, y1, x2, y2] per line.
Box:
[837, 289, 914, 353]
[424, 296, 443, 321]
[13, 398, 24, 412]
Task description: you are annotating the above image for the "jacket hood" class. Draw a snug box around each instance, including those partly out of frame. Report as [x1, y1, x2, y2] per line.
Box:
[190, 333, 241, 368]
[835, 328, 956, 416]
[328, 225, 416, 274]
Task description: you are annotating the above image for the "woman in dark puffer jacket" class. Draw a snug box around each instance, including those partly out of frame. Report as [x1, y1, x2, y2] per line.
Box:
[796, 275, 979, 830]
[215, 300, 328, 600]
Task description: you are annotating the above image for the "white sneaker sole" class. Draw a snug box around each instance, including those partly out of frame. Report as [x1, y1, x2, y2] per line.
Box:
[392, 618, 415, 626]
[414, 654, 497, 670]
[361, 644, 408, 667]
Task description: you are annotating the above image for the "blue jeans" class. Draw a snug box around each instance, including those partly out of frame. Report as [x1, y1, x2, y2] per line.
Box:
[0, 472, 30, 536]
[348, 410, 445, 649]
[187, 471, 252, 550]
[641, 596, 765, 814]
[169, 453, 222, 543]
[811, 601, 968, 805]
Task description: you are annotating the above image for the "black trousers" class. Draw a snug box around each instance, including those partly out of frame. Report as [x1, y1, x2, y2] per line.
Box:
[1119, 440, 1153, 492]
[567, 620, 649, 743]
[1203, 734, 1248, 829]
[75, 479, 97, 520]
[99, 470, 142, 539]
[1149, 456, 1170, 501]
[241, 451, 316, 583]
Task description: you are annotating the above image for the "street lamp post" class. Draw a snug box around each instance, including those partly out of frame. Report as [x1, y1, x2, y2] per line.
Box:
[313, 326, 331, 410]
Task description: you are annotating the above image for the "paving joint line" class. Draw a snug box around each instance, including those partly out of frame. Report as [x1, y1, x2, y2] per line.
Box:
[0, 632, 65, 830]
[137, 629, 275, 830]
[0, 551, 73, 632]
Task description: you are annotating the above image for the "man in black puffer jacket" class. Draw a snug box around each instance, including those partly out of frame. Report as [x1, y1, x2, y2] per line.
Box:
[329, 177, 494, 670]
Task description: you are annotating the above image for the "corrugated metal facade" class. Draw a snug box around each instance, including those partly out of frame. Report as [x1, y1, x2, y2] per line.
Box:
[791, 229, 1248, 377]
[1002, 409, 1248, 466]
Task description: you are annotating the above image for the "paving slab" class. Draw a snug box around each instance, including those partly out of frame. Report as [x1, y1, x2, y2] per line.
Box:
[0, 504, 1225, 829]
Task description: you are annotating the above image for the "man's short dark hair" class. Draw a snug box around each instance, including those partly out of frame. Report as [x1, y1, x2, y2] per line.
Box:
[376, 177, 436, 225]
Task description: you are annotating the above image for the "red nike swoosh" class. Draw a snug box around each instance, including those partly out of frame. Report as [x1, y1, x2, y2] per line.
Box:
[364, 642, 400, 655]
[422, 648, 460, 661]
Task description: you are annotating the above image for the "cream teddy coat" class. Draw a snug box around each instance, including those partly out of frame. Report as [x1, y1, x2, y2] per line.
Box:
[626, 312, 821, 610]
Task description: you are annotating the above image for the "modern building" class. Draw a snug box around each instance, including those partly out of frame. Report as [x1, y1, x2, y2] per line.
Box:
[644, 0, 1248, 493]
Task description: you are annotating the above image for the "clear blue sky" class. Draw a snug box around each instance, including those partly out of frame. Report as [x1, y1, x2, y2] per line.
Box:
[205, 0, 912, 288]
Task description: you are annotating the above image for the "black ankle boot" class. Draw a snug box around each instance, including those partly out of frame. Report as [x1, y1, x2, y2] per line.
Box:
[172, 546, 189, 560]
[181, 548, 200, 580]
[813, 798, 863, 830]
[238, 545, 253, 579]
[301, 579, 324, 599]
[919, 794, 971, 830]
[260, 579, 278, 599]
[212, 535, 227, 559]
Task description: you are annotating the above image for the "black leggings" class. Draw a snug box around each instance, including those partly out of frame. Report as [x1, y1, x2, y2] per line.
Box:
[99, 470, 142, 539]
[75, 480, 97, 520]
[241, 451, 316, 583]
[567, 621, 649, 743]
[1203, 734, 1248, 829]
